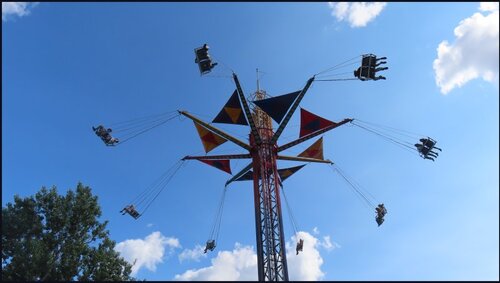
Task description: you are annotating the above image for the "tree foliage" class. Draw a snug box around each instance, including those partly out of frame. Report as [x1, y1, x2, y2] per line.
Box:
[1, 183, 134, 281]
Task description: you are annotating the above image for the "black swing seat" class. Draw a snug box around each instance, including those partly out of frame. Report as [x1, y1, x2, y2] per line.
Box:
[194, 44, 218, 75]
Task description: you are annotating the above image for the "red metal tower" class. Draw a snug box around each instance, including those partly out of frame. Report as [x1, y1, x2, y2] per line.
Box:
[180, 73, 349, 281]
[248, 82, 289, 281]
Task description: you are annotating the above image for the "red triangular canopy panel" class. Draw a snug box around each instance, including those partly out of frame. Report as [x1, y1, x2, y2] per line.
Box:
[199, 159, 232, 174]
[299, 108, 336, 138]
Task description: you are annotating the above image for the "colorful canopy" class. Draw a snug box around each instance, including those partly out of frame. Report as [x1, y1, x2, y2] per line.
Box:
[212, 90, 248, 125]
[278, 164, 306, 181]
[234, 165, 305, 182]
[298, 137, 324, 160]
[199, 159, 232, 174]
[253, 91, 301, 124]
[194, 122, 227, 153]
[299, 108, 337, 138]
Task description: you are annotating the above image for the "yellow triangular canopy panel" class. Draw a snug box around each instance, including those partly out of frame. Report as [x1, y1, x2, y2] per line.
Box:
[194, 122, 228, 153]
[298, 137, 324, 160]
[225, 107, 243, 124]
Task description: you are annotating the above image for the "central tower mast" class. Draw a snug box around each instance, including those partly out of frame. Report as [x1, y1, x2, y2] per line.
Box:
[250, 69, 289, 280]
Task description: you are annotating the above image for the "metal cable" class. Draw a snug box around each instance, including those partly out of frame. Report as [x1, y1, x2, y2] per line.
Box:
[315, 55, 361, 76]
[331, 164, 375, 209]
[116, 113, 180, 145]
[281, 186, 299, 236]
[139, 160, 185, 217]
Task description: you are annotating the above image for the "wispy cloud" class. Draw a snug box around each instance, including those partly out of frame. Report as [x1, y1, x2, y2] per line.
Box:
[115, 231, 181, 276]
[312, 226, 320, 235]
[178, 244, 207, 263]
[318, 235, 340, 251]
[174, 230, 338, 281]
[328, 2, 387, 28]
[433, 3, 499, 94]
[2, 2, 38, 22]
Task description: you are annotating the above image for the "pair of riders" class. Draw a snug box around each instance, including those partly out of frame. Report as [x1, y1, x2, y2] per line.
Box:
[415, 138, 441, 161]
[354, 66, 387, 81]
[195, 44, 218, 74]
[375, 203, 387, 226]
[93, 125, 119, 146]
[354, 55, 388, 81]
[120, 204, 140, 219]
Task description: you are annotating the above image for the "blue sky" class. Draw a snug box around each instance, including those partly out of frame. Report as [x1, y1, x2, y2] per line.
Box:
[2, 2, 499, 281]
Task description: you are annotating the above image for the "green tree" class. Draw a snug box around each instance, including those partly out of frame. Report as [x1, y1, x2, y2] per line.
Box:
[1, 183, 134, 281]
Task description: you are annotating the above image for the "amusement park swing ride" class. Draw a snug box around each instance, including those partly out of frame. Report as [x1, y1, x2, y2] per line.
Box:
[92, 44, 442, 281]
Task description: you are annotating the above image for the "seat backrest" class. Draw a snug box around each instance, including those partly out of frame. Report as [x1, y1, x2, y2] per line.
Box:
[195, 47, 209, 61]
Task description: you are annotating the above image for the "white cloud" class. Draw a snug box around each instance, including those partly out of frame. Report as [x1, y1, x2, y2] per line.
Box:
[433, 3, 499, 94]
[115, 231, 181, 276]
[178, 244, 207, 263]
[479, 2, 499, 12]
[2, 2, 38, 21]
[328, 2, 387, 28]
[174, 230, 337, 281]
[174, 243, 258, 281]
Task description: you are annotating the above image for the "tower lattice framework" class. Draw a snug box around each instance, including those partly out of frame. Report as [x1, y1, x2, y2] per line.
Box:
[250, 89, 288, 281]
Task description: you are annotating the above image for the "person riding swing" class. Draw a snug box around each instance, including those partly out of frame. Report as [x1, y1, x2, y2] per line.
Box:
[296, 239, 304, 255]
[204, 240, 216, 253]
[93, 125, 119, 146]
[375, 203, 387, 226]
